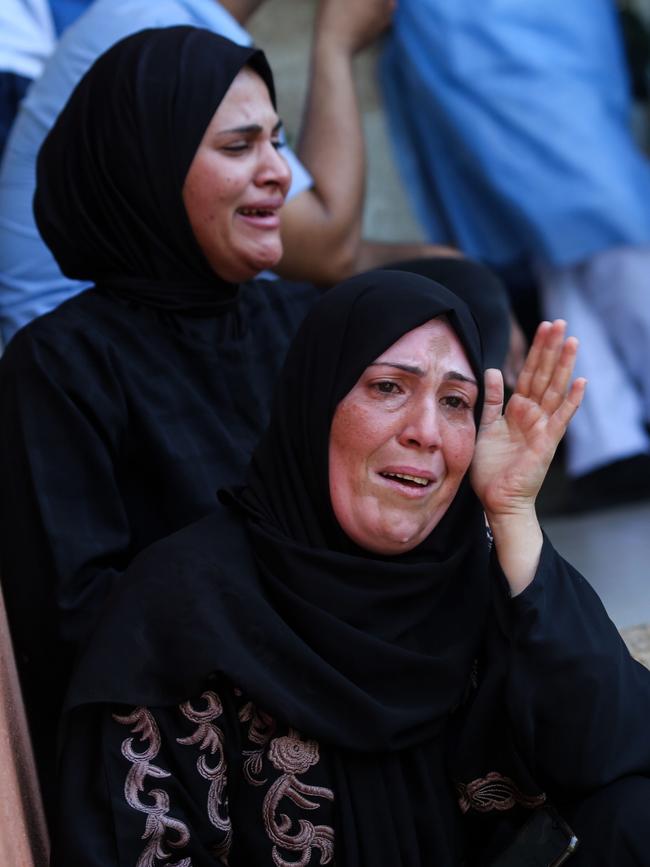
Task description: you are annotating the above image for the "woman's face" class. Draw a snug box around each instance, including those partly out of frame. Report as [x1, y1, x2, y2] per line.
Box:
[182, 67, 291, 282]
[329, 317, 479, 555]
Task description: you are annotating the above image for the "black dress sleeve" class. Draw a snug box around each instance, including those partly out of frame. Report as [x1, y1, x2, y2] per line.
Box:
[505, 535, 650, 794]
[0, 326, 131, 788]
[0, 326, 133, 646]
[54, 698, 233, 867]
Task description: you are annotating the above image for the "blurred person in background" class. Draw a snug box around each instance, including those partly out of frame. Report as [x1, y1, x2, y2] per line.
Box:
[0, 0, 56, 156]
[381, 0, 650, 510]
[0, 1, 94, 159]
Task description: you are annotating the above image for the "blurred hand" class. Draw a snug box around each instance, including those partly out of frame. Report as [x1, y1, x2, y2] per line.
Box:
[471, 319, 586, 518]
[315, 0, 396, 55]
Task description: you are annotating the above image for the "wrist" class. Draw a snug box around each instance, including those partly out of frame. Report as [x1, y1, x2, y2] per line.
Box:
[312, 29, 356, 63]
[486, 507, 543, 597]
[485, 499, 538, 530]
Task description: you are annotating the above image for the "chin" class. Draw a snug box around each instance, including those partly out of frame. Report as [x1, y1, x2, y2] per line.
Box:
[241, 238, 283, 276]
[217, 256, 280, 283]
[349, 527, 429, 557]
[350, 510, 447, 556]
[372, 537, 425, 556]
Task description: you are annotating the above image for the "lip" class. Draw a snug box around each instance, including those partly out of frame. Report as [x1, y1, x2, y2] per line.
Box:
[375, 465, 439, 498]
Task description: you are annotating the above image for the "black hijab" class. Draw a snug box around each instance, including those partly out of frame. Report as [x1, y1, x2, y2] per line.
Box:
[34, 27, 276, 314]
[386, 256, 512, 370]
[68, 270, 495, 864]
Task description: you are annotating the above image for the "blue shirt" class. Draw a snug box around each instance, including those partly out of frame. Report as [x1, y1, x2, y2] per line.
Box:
[0, 0, 312, 346]
[48, 0, 93, 36]
[380, 0, 650, 268]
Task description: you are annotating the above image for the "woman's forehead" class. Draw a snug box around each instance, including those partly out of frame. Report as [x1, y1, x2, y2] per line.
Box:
[210, 67, 277, 129]
[372, 317, 472, 373]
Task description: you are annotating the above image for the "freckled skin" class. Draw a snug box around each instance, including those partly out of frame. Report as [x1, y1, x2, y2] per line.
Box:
[328, 317, 478, 555]
[182, 67, 292, 282]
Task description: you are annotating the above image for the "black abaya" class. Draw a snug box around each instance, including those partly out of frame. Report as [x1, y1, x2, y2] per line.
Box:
[0, 27, 318, 800]
[53, 271, 650, 865]
[53, 505, 650, 866]
[0, 277, 316, 791]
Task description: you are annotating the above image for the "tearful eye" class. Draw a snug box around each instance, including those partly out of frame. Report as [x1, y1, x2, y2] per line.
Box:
[373, 381, 402, 395]
[442, 395, 469, 410]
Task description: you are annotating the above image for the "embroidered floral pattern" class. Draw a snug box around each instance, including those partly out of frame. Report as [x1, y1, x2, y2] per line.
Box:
[239, 700, 277, 786]
[177, 691, 232, 862]
[456, 771, 546, 814]
[268, 734, 320, 776]
[114, 707, 192, 867]
[262, 728, 334, 867]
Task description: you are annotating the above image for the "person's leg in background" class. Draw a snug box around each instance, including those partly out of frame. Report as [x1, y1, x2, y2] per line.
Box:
[582, 245, 650, 424]
[538, 258, 650, 506]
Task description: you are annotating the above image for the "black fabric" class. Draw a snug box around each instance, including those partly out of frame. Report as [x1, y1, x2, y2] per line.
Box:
[69, 271, 490, 733]
[0, 278, 317, 805]
[0, 26, 317, 810]
[457, 541, 650, 865]
[59, 272, 650, 864]
[386, 256, 512, 370]
[66, 271, 491, 864]
[60, 527, 650, 866]
[34, 26, 275, 313]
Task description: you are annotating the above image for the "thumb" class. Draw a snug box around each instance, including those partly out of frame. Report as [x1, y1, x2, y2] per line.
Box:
[479, 368, 504, 429]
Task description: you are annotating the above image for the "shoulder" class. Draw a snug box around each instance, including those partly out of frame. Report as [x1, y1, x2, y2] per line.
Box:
[1, 291, 131, 376]
[67, 508, 253, 709]
[242, 278, 319, 331]
[127, 507, 251, 592]
[0, 291, 149, 423]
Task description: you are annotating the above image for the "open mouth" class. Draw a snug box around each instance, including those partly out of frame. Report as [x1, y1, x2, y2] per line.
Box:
[379, 471, 432, 489]
[237, 207, 276, 217]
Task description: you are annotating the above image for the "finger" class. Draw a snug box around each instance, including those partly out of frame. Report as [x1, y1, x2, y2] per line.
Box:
[514, 320, 552, 398]
[479, 368, 504, 429]
[528, 319, 567, 403]
[539, 335, 579, 414]
[547, 377, 587, 441]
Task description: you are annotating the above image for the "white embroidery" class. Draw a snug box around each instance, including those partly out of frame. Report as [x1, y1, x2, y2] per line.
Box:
[114, 707, 192, 867]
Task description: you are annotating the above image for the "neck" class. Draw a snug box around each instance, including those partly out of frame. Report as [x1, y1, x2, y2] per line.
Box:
[218, 0, 267, 26]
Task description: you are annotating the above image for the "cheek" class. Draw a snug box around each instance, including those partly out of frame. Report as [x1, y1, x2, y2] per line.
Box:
[329, 406, 363, 482]
[444, 424, 476, 475]
[328, 402, 380, 507]
[191, 158, 240, 204]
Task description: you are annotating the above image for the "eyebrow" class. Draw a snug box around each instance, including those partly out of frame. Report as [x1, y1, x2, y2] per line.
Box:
[216, 119, 283, 137]
[369, 361, 478, 386]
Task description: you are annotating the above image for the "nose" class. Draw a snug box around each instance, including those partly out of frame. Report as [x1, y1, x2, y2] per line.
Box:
[397, 395, 443, 451]
[255, 141, 292, 195]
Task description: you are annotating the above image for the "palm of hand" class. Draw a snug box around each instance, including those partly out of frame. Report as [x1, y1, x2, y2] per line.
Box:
[471, 320, 586, 517]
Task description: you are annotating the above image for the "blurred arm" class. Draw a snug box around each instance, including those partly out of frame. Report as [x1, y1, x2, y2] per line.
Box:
[274, 0, 395, 284]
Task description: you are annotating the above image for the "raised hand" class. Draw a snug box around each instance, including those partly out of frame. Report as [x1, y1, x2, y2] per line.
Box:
[315, 0, 396, 56]
[471, 319, 586, 520]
